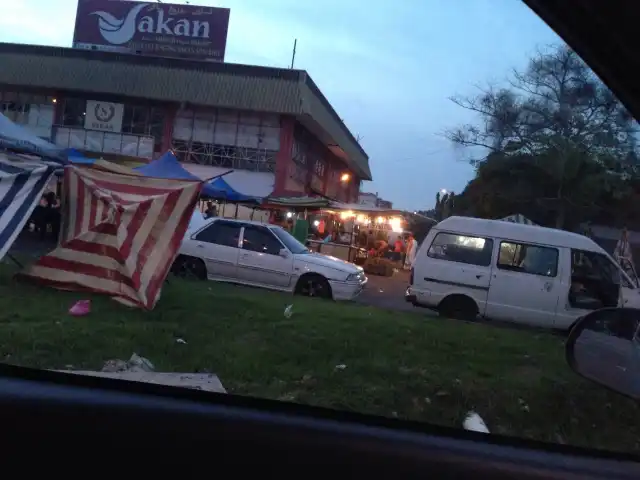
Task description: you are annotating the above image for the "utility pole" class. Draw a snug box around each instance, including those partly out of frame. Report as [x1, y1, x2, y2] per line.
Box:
[290, 39, 297, 69]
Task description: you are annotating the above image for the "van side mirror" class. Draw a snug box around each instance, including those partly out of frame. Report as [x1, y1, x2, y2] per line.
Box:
[566, 308, 640, 400]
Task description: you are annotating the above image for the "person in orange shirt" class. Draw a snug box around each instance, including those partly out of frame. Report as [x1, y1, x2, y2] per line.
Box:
[393, 237, 405, 263]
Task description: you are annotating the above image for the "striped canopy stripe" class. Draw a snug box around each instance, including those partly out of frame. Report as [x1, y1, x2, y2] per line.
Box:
[20, 164, 202, 310]
[0, 159, 56, 261]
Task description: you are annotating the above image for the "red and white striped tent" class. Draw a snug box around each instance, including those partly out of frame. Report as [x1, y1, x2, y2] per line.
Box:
[19, 161, 202, 310]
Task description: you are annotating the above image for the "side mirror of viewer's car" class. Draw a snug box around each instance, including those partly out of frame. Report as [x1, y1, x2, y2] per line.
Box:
[566, 308, 640, 400]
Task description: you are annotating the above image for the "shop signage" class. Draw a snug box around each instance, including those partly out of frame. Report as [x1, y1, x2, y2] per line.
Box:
[72, 0, 230, 62]
[84, 100, 124, 133]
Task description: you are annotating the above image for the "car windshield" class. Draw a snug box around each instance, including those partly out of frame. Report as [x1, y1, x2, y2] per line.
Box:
[271, 227, 309, 254]
[2, 0, 640, 458]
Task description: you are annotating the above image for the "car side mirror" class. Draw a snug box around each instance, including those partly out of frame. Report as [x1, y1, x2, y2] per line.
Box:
[279, 248, 290, 258]
[566, 308, 640, 400]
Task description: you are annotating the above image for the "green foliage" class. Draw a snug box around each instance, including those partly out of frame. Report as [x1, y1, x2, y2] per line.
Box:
[435, 191, 456, 221]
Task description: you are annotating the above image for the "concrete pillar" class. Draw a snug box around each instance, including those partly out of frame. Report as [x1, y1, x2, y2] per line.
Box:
[273, 116, 295, 196]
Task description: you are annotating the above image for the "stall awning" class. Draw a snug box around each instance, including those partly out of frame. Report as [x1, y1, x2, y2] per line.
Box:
[263, 195, 332, 209]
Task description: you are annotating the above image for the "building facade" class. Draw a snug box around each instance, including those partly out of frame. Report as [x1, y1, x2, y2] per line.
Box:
[0, 43, 371, 202]
[358, 191, 393, 209]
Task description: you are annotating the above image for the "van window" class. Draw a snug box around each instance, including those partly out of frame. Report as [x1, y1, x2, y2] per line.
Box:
[572, 249, 633, 289]
[427, 232, 493, 266]
[497, 242, 558, 277]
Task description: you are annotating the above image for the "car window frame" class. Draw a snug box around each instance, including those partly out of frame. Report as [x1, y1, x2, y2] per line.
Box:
[496, 240, 559, 278]
[426, 230, 494, 267]
[240, 224, 286, 256]
[192, 219, 242, 248]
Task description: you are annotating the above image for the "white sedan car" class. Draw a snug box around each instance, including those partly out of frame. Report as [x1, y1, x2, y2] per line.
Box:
[172, 216, 367, 300]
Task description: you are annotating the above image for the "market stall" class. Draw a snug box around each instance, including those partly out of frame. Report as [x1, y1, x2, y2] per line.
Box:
[261, 195, 332, 243]
[305, 203, 409, 269]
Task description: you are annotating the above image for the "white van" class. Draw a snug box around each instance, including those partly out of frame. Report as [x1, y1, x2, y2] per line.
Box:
[405, 216, 640, 330]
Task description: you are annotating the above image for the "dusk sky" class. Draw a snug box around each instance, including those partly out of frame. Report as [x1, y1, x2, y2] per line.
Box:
[1, 0, 562, 210]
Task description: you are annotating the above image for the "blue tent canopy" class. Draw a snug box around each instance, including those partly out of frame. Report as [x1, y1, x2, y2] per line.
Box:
[135, 151, 201, 180]
[209, 176, 262, 203]
[0, 113, 67, 165]
[64, 148, 96, 165]
[135, 151, 260, 202]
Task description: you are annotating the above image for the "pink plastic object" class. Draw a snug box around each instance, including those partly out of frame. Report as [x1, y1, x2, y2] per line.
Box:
[68, 300, 91, 316]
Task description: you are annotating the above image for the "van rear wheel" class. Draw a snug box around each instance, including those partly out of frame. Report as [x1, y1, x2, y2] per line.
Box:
[438, 295, 478, 322]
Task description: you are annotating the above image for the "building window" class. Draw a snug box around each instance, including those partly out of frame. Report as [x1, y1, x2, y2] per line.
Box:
[57, 99, 165, 156]
[61, 98, 86, 128]
[325, 168, 338, 199]
[308, 152, 325, 193]
[121, 105, 164, 139]
[171, 108, 279, 173]
[62, 99, 164, 137]
[292, 138, 309, 166]
[54, 128, 155, 159]
[314, 156, 326, 178]
[0, 90, 55, 139]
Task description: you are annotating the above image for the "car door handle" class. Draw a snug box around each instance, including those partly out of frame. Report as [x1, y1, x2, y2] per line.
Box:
[195, 243, 205, 248]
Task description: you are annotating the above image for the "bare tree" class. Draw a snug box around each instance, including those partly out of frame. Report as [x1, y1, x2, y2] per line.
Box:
[447, 45, 635, 160]
[445, 44, 637, 227]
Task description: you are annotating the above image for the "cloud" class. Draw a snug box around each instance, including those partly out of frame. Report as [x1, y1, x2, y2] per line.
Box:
[0, 0, 75, 46]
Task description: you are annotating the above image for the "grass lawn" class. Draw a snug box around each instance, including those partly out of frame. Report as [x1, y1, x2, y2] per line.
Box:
[0, 263, 638, 454]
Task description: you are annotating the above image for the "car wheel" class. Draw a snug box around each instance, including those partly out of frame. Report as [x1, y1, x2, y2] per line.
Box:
[438, 295, 478, 322]
[295, 274, 332, 299]
[172, 256, 207, 280]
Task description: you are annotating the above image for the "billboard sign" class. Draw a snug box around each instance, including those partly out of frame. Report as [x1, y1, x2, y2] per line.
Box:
[84, 100, 124, 133]
[72, 0, 230, 62]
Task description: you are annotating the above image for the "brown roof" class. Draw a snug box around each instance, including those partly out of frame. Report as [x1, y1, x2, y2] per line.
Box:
[0, 43, 372, 180]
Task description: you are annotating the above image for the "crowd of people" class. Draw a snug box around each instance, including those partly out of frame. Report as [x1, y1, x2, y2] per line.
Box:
[366, 233, 417, 269]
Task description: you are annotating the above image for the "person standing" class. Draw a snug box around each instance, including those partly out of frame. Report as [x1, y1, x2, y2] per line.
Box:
[204, 201, 218, 219]
[404, 234, 417, 270]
